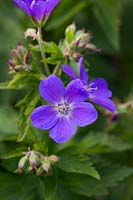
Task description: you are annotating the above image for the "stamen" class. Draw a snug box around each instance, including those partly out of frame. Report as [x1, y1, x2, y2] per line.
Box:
[85, 83, 98, 92]
[57, 101, 71, 116]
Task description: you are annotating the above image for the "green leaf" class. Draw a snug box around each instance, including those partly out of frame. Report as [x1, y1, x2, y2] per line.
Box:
[62, 163, 133, 198]
[46, 1, 91, 31]
[8, 71, 40, 90]
[57, 156, 100, 180]
[17, 91, 40, 142]
[78, 132, 133, 154]
[0, 82, 11, 90]
[0, 106, 18, 141]
[99, 163, 133, 188]
[92, 0, 122, 50]
[0, 172, 42, 200]
[39, 176, 57, 200]
[1, 147, 26, 159]
[42, 42, 66, 65]
[63, 173, 108, 197]
[65, 25, 75, 44]
[24, 95, 40, 116]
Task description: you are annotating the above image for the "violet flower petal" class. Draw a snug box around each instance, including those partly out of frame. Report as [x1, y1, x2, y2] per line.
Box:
[13, 0, 60, 21]
[88, 78, 112, 97]
[50, 117, 76, 143]
[62, 64, 77, 80]
[30, 105, 58, 130]
[39, 75, 65, 104]
[72, 102, 98, 126]
[46, 0, 60, 16]
[79, 57, 88, 83]
[25, 0, 32, 7]
[65, 79, 88, 104]
[30, 1, 47, 20]
[13, 0, 31, 15]
[90, 95, 116, 113]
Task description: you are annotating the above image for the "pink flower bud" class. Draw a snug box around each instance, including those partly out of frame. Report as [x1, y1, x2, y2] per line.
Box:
[11, 49, 17, 56]
[29, 151, 38, 169]
[18, 155, 28, 173]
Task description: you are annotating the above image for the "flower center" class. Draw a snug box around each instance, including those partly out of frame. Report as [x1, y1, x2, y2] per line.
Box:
[85, 83, 98, 93]
[57, 101, 71, 116]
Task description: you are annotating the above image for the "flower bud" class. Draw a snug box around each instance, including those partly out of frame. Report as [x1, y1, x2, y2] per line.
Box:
[18, 155, 28, 173]
[65, 23, 76, 36]
[17, 43, 23, 53]
[8, 43, 31, 73]
[29, 151, 39, 169]
[24, 28, 38, 41]
[10, 49, 17, 56]
[24, 49, 30, 64]
[49, 155, 59, 163]
[42, 161, 51, 173]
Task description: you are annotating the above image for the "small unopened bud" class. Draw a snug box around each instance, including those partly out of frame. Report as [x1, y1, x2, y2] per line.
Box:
[29, 151, 38, 169]
[8, 43, 31, 73]
[49, 155, 59, 163]
[24, 49, 30, 63]
[85, 43, 100, 52]
[17, 44, 23, 53]
[8, 59, 15, 66]
[42, 161, 51, 173]
[18, 155, 28, 173]
[11, 49, 17, 56]
[76, 31, 91, 41]
[72, 52, 81, 59]
[14, 65, 22, 71]
[24, 28, 38, 40]
[65, 23, 76, 35]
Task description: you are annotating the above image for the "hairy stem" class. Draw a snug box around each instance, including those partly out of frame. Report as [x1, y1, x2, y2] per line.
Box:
[37, 27, 50, 76]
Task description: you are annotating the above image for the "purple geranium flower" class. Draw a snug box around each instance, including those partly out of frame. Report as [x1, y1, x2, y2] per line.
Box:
[62, 57, 116, 113]
[30, 75, 98, 143]
[13, 0, 60, 22]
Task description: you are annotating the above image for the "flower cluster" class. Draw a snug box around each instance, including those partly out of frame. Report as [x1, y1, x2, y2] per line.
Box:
[8, 43, 31, 73]
[63, 23, 100, 60]
[12, 0, 116, 144]
[62, 57, 116, 113]
[30, 62, 116, 143]
[18, 148, 59, 175]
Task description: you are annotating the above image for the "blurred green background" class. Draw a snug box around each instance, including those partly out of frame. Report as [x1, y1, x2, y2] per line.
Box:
[0, 0, 133, 199]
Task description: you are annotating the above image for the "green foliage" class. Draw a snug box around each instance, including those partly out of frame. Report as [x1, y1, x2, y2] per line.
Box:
[42, 42, 66, 65]
[0, 106, 18, 143]
[62, 164, 133, 198]
[57, 155, 100, 180]
[92, 0, 122, 51]
[0, 0, 133, 199]
[0, 172, 42, 200]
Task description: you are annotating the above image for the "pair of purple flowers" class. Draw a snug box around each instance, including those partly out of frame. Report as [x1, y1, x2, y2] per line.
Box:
[30, 58, 116, 143]
[14, 0, 116, 143]
[13, 0, 60, 22]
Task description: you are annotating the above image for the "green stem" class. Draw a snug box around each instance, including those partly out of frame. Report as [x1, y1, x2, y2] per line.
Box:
[53, 63, 61, 75]
[37, 27, 50, 76]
